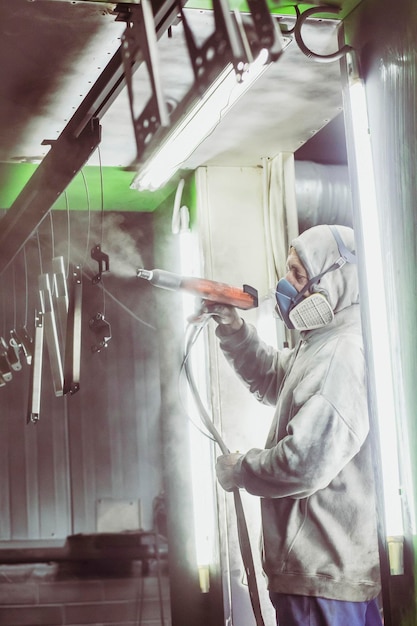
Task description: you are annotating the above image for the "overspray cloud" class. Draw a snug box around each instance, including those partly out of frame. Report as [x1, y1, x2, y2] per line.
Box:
[100, 213, 144, 279]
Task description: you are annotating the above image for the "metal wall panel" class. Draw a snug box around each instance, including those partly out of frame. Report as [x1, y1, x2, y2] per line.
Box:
[0, 211, 162, 540]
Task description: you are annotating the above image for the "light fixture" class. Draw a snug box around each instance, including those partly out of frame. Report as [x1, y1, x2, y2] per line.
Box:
[179, 227, 216, 593]
[346, 52, 411, 572]
[131, 49, 271, 192]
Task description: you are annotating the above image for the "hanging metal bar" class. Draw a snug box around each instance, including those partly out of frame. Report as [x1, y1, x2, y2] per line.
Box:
[27, 312, 44, 423]
[63, 265, 82, 395]
[52, 256, 69, 350]
[39, 273, 64, 397]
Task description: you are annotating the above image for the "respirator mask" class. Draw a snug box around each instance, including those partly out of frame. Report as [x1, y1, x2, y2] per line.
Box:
[275, 226, 357, 331]
[275, 279, 334, 330]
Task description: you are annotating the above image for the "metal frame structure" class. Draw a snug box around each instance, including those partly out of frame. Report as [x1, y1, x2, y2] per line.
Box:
[0, 0, 180, 276]
[0, 0, 285, 276]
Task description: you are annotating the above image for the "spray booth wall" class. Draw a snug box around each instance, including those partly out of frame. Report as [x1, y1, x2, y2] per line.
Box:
[0, 210, 163, 540]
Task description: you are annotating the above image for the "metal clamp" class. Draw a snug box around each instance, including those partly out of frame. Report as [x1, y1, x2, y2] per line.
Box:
[91, 244, 110, 285]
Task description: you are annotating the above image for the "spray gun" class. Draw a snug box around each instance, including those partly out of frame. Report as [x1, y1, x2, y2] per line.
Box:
[136, 268, 258, 310]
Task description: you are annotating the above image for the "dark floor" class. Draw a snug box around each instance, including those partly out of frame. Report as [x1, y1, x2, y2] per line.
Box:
[0, 560, 171, 626]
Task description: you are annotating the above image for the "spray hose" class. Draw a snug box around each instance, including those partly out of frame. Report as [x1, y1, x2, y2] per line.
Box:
[183, 320, 265, 626]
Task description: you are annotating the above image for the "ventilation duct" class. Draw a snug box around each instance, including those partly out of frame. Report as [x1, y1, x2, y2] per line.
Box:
[294, 161, 353, 232]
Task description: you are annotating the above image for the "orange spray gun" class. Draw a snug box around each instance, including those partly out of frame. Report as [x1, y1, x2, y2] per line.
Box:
[136, 268, 258, 310]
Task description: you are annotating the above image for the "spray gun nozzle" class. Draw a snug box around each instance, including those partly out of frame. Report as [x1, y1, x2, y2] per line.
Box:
[137, 268, 152, 280]
[136, 268, 258, 309]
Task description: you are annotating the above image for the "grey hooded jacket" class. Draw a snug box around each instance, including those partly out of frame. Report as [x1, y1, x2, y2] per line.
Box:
[216, 225, 381, 602]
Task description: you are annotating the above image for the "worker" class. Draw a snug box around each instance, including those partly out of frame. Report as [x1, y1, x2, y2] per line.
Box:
[206, 224, 382, 626]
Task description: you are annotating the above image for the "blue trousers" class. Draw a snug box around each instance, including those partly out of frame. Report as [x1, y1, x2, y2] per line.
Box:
[269, 593, 383, 626]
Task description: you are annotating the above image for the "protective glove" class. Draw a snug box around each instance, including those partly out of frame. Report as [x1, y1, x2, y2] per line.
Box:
[191, 301, 243, 333]
[216, 452, 244, 491]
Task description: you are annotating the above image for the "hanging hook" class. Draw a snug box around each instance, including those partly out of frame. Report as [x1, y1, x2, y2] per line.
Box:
[294, 5, 353, 62]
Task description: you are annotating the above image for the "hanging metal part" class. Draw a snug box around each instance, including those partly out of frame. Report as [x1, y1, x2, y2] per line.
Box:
[89, 313, 112, 353]
[39, 273, 64, 397]
[130, 0, 264, 162]
[246, 0, 285, 62]
[27, 312, 44, 424]
[0, 337, 13, 382]
[63, 265, 82, 396]
[121, 0, 170, 157]
[180, 0, 248, 91]
[52, 256, 69, 350]
[10, 327, 33, 365]
[131, 0, 288, 176]
[91, 244, 110, 285]
[294, 5, 353, 62]
[7, 336, 22, 372]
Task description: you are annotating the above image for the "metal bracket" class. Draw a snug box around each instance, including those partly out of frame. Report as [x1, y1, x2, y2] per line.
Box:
[180, 0, 248, 91]
[130, 0, 251, 159]
[121, 0, 170, 157]
[246, 0, 285, 62]
[91, 244, 110, 285]
[7, 336, 22, 372]
[89, 313, 112, 353]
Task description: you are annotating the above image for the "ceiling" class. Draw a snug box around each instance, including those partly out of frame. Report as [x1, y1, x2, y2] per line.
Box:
[0, 0, 357, 212]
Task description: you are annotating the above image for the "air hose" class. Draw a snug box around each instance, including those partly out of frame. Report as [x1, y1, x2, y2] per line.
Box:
[183, 321, 265, 626]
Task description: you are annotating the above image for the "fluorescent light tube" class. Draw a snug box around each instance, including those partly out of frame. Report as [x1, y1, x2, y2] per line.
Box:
[132, 49, 270, 192]
[180, 230, 216, 592]
[348, 69, 404, 540]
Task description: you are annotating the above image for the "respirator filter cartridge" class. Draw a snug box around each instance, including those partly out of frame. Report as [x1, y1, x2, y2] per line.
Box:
[289, 293, 334, 330]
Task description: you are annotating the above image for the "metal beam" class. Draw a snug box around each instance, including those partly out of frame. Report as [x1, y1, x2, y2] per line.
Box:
[0, 119, 101, 276]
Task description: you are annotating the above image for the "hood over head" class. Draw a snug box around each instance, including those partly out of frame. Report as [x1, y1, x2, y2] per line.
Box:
[291, 225, 359, 313]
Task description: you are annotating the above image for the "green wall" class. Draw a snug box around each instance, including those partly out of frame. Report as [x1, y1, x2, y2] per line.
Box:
[0, 163, 176, 212]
